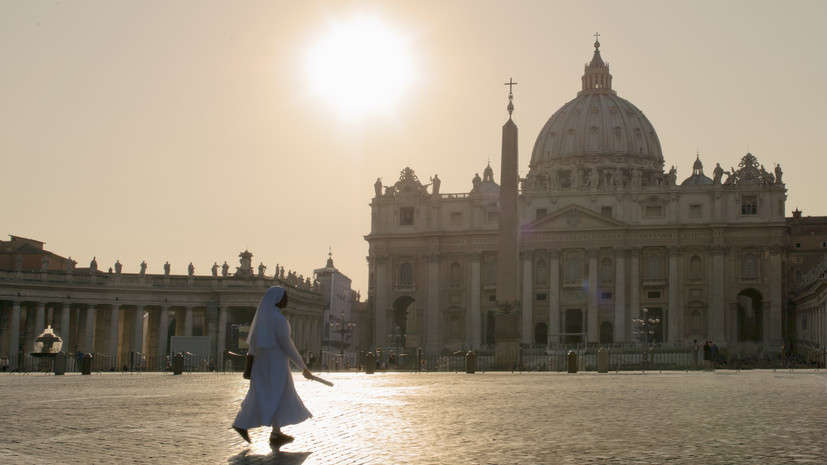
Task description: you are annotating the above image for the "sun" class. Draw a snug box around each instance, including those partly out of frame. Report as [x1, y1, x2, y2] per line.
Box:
[305, 16, 415, 120]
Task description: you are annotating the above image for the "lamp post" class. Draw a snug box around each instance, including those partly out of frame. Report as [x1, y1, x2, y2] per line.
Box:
[329, 311, 355, 370]
[632, 308, 661, 366]
[388, 325, 402, 369]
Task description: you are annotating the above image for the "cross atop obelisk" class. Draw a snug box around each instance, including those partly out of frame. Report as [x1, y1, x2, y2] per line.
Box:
[504, 77, 517, 116]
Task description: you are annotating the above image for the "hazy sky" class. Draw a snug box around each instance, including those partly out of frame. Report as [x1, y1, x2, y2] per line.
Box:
[2, 1, 826, 294]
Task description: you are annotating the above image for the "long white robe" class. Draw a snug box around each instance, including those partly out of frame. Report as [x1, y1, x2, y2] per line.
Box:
[234, 309, 311, 429]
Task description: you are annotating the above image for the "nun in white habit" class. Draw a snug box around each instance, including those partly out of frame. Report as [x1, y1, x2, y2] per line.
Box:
[233, 286, 313, 447]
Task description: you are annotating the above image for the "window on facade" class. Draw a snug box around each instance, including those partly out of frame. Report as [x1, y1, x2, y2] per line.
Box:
[689, 255, 703, 277]
[566, 256, 582, 281]
[449, 262, 462, 287]
[536, 208, 547, 220]
[399, 262, 414, 287]
[795, 243, 802, 249]
[536, 293, 547, 301]
[690, 204, 702, 218]
[741, 253, 758, 280]
[487, 210, 499, 223]
[644, 205, 663, 218]
[487, 259, 497, 285]
[600, 257, 613, 283]
[399, 207, 415, 225]
[647, 291, 661, 299]
[536, 259, 548, 285]
[601, 292, 613, 300]
[450, 212, 462, 225]
[601, 206, 613, 217]
[646, 255, 663, 279]
[741, 195, 758, 215]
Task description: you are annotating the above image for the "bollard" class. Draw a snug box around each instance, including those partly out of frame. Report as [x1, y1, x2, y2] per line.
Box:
[597, 347, 609, 373]
[81, 353, 92, 375]
[466, 351, 476, 374]
[567, 350, 578, 373]
[365, 352, 375, 374]
[173, 353, 184, 375]
[54, 352, 66, 375]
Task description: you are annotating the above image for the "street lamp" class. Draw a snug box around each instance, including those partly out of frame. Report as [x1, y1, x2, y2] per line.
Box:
[329, 311, 356, 370]
[632, 308, 661, 366]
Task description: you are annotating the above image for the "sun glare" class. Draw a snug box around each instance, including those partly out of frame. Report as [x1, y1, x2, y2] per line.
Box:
[305, 16, 415, 120]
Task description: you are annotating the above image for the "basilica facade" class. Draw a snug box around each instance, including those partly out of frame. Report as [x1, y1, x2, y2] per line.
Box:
[366, 41, 788, 356]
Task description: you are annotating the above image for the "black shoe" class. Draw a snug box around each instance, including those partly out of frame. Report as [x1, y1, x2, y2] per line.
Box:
[233, 425, 251, 443]
[269, 432, 294, 448]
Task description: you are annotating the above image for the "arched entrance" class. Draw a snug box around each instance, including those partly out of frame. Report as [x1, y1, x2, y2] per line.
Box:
[391, 296, 415, 347]
[599, 321, 613, 345]
[564, 309, 583, 344]
[737, 288, 763, 342]
[534, 322, 548, 345]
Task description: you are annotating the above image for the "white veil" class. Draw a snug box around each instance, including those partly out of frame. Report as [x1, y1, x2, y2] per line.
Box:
[246, 286, 285, 351]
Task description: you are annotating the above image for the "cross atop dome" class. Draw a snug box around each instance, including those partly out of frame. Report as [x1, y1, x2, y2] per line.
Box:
[504, 77, 517, 117]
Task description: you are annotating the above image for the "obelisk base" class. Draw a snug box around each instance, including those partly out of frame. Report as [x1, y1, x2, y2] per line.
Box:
[494, 313, 521, 370]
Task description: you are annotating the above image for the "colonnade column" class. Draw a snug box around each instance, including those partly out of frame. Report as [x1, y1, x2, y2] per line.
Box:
[132, 307, 144, 354]
[521, 251, 533, 345]
[109, 304, 121, 366]
[217, 306, 227, 369]
[10, 302, 21, 369]
[425, 253, 440, 354]
[470, 253, 482, 347]
[587, 248, 599, 343]
[667, 247, 681, 343]
[158, 306, 169, 358]
[614, 248, 627, 342]
[711, 246, 725, 344]
[34, 302, 46, 335]
[184, 306, 193, 337]
[84, 305, 96, 353]
[61, 302, 71, 355]
[548, 251, 561, 345]
[630, 248, 641, 321]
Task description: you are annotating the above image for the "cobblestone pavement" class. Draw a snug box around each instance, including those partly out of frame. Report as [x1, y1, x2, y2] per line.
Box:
[1, 369, 826, 464]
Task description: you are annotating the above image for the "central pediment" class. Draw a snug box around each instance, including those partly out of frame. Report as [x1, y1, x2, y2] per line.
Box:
[523, 204, 628, 232]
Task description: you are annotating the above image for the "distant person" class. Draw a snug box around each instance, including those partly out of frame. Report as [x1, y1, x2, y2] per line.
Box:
[232, 286, 314, 448]
[703, 341, 711, 371]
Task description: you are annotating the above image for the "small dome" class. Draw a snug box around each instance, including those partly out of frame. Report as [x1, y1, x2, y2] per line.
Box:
[681, 154, 713, 186]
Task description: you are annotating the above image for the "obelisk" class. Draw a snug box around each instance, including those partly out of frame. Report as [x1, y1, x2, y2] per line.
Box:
[494, 78, 521, 369]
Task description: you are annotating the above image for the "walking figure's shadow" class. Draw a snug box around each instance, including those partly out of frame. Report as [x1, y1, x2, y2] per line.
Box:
[229, 449, 311, 464]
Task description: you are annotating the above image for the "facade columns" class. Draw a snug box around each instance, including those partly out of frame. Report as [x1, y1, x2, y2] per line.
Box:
[768, 245, 784, 344]
[521, 251, 534, 345]
[667, 247, 681, 343]
[426, 254, 440, 354]
[217, 306, 227, 369]
[374, 256, 389, 348]
[184, 306, 193, 336]
[10, 302, 21, 369]
[587, 248, 599, 342]
[158, 306, 169, 357]
[630, 248, 641, 321]
[711, 246, 726, 344]
[470, 253, 482, 347]
[614, 248, 627, 342]
[548, 250, 561, 345]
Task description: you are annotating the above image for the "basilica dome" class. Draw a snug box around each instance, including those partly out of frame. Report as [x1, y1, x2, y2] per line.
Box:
[529, 41, 663, 175]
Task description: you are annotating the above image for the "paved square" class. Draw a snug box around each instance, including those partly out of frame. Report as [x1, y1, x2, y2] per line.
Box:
[1, 370, 825, 464]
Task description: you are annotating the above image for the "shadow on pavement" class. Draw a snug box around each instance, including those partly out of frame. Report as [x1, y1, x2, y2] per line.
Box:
[228, 449, 311, 464]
